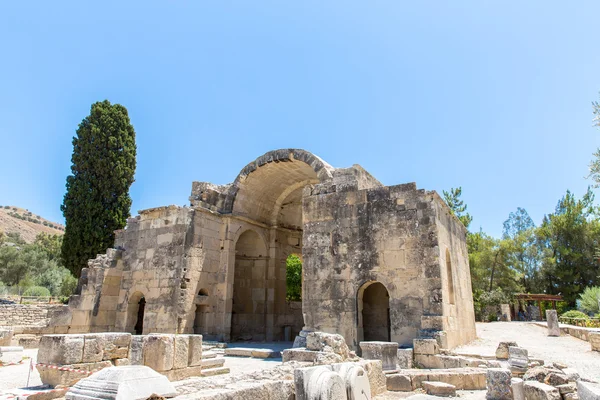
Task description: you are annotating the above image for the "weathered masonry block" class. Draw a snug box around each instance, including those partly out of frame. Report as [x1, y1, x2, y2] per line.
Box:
[50, 149, 476, 350]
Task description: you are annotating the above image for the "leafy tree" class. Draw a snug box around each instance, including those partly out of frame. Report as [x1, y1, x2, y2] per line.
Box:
[578, 286, 600, 315]
[537, 189, 600, 305]
[61, 100, 137, 276]
[502, 208, 544, 293]
[286, 254, 302, 301]
[588, 96, 600, 185]
[443, 187, 473, 229]
[34, 233, 63, 262]
[60, 274, 78, 297]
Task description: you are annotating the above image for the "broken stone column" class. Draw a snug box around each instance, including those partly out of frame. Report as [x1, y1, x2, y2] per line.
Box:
[294, 363, 372, 400]
[486, 368, 512, 400]
[546, 310, 560, 337]
[508, 346, 528, 376]
[359, 341, 398, 371]
[66, 366, 176, 400]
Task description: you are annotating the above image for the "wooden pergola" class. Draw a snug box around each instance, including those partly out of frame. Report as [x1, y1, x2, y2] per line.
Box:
[514, 293, 563, 321]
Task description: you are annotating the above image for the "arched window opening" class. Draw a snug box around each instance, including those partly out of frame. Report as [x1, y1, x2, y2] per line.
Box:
[446, 249, 455, 305]
[286, 254, 302, 301]
[358, 281, 390, 342]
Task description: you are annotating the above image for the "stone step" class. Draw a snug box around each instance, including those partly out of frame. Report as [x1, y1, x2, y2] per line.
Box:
[423, 381, 456, 397]
[386, 368, 486, 392]
[202, 351, 217, 359]
[202, 357, 225, 369]
[201, 367, 230, 377]
[224, 348, 281, 358]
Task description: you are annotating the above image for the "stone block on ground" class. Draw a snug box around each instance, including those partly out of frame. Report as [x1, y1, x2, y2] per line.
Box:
[282, 348, 318, 363]
[578, 380, 600, 400]
[359, 341, 398, 371]
[486, 368, 512, 400]
[188, 334, 203, 367]
[525, 366, 561, 383]
[305, 331, 350, 360]
[38, 334, 84, 365]
[556, 383, 576, 395]
[142, 334, 174, 372]
[17, 334, 40, 349]
[162, 365, 203, 381]
[0, 329, 13, 346]
[546, 310, 561, 337]
[562, 368, 580, 382]
[0, 346, 23, 364]
[422, 381, 456, 397]
[293, 329, 312, 348]
[512, 378, 524, 400]
[524, 381, 561, 400]
[545, 373, 569, 387]
[201, 357, 225, 369]
[358, 359, 386, 396]
[38, 360, 112, 387]
[65, 365, 176, 400]
[495, 341, 518, 360]
[224, 348, 253, 357]
[386, 373, 412, 392]
[173, 335, 190, 369]
[200, 367, 230, 377]
[413, 339, 439, 356]
[129, 336, 143, 365]
[508, 346, 529, 368]
[250, 348, 280, 358]
[397, 348, 413, 369]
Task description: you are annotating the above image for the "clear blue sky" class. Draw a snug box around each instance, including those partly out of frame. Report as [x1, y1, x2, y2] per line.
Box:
[1, 1, 599, 238]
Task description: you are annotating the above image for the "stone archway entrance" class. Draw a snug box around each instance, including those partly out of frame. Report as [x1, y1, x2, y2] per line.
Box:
[126, 291, 146, 335]
[358, 282, 390, 342]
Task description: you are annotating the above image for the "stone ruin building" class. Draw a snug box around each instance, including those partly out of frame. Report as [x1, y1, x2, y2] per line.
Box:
[53, 149, 476, 350]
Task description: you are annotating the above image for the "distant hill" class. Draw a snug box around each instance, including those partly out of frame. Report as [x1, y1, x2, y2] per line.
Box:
[0, 205, 64, 243]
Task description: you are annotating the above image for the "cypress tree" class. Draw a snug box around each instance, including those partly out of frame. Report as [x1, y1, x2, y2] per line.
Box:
[61, 100, 136, 276]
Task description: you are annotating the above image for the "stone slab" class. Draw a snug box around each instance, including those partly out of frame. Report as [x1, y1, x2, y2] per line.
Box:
[387, 373, 412, 392]
[508, 346, 528, 368]
[422, 381, 456, 397]
[188, 334, 203, 367]
[142, 334, 174, 372]
[202, 357, 225, 369]
[65, 365, 176, 400]
[524, 381, 561, 400]
[546, 310, 560, 337]
[38, 335, 84, 365]
[512, 378, 524, 400]
[397, 348, 413, 369]
[0, 346, 23, 364]
[224, 348, 253, 357]
[578, 380, 600, 400]
[282, 348, 319, 363]
[200, 367, 230, 377]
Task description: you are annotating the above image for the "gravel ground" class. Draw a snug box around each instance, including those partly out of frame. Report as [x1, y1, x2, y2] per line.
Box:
[0, 349, 42, 391]
[455, 321, 600, 381]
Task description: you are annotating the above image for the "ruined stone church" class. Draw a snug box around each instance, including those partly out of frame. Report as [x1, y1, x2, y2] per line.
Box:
[56, 149, 476, 350]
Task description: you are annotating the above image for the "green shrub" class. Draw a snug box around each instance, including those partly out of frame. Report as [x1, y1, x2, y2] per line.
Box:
[3, 206, 9, 209]
[579, 286, 600, 315]
[23, 286, 51, 297]
[285, 254, 302, 301]
[561, 310, 589, 319]
[487, 313, 498, 322]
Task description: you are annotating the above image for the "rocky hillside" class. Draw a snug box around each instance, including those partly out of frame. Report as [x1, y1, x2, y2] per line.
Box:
[0, 205, 64, 243]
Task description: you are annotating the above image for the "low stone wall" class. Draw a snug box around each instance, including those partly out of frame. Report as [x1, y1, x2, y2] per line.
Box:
[0, 304, 54, 327]
[37, 332, 204, 387]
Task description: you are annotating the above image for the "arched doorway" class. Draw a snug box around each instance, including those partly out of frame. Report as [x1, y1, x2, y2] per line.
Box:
[231, 230, 268, 341]
[358, 282, 390, 342]
[194, 288, 209, 334]
[126, 291, 146, 335]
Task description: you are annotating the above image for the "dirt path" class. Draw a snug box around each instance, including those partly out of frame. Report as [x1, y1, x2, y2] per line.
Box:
[455, 322, 600, 381]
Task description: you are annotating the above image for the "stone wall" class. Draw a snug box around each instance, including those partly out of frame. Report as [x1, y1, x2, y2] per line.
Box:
[0, 304, 53, 326]
[302, 181, 476, 349]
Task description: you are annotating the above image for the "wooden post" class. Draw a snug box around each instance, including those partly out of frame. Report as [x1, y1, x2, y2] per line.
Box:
[538, 301, 543, 321]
